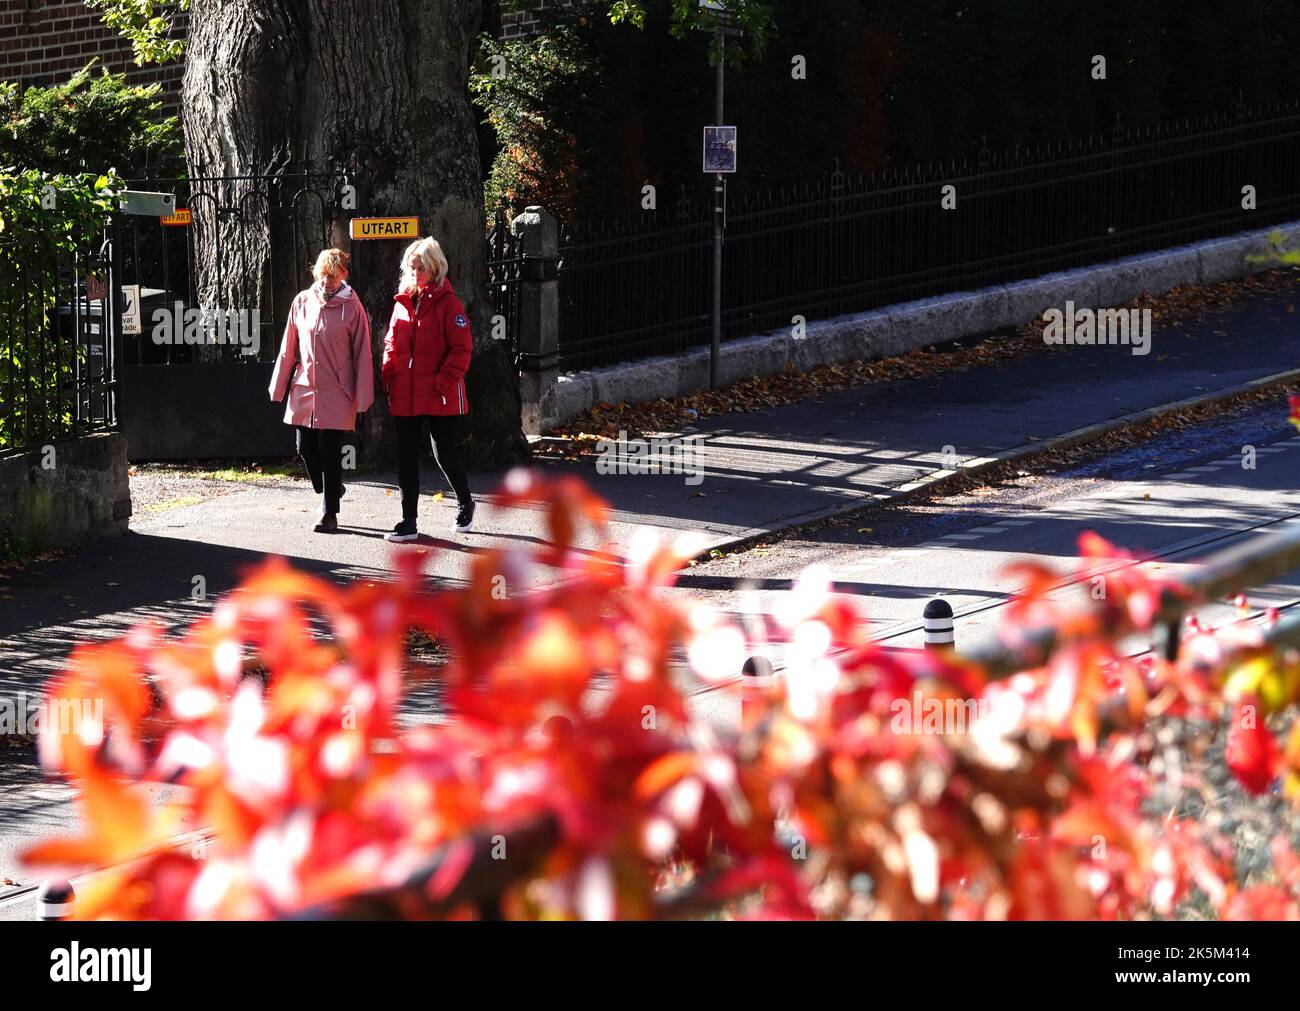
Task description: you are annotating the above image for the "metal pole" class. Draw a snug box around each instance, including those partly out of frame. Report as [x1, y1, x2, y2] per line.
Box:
[710, 27, 725, 390]
[965, 523, 1300, 677]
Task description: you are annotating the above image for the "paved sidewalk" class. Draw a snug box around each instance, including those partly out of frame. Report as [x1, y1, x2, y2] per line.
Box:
[2, 278, 1300, 707]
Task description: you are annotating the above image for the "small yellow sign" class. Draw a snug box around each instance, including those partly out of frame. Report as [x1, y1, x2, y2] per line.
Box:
[350, 216, 420, 240]
[161, 208, 192, 226]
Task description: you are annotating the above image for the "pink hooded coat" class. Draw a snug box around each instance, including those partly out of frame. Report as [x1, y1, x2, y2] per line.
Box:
[269, 282, 374, 430]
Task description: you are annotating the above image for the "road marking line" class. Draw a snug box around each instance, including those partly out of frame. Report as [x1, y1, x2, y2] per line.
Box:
[941, 533, 985, 541]
[996, 519, 1035, 526]
[967, 525, 1007, 535]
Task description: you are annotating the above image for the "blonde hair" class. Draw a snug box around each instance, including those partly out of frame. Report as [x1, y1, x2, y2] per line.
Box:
[398, 237, 449, 293]
[312, 248, 351, 279]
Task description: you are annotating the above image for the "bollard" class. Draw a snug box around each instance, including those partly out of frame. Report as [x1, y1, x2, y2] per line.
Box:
[36, 879, 74, 921]
[740, 655, 776, 733]
[923, 596, 955, 651]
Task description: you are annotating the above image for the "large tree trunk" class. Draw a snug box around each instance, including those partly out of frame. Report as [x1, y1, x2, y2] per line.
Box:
[181, 0, 529, 469]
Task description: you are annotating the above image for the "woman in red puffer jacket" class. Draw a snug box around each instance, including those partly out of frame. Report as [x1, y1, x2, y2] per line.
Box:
[381, 237, 475, 541]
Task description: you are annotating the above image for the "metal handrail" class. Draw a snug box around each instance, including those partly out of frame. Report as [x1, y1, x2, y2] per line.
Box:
[965, 523, 1300, 677]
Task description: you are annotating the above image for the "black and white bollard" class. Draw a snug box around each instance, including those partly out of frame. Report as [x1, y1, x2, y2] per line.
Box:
[741, 655, 776, 732]
[923, 596, 955, 651]
[36, 879, 74, 921]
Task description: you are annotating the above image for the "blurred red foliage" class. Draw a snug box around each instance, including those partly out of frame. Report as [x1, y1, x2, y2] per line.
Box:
[23, 470, 1300, 920]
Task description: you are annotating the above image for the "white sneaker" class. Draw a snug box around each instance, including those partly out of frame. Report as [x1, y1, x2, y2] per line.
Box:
[385, 519, 419, 542]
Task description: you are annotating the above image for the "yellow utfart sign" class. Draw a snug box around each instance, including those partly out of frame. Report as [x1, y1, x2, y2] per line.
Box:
[349, 216, 420, 240]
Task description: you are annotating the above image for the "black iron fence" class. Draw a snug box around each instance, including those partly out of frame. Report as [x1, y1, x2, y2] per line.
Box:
[117, 169, 350, 366]
[548, 101, 1300, 372]
[9, 97, 1292, 459]
[486, 211, 525, 360]
[0, 235, 117, 457]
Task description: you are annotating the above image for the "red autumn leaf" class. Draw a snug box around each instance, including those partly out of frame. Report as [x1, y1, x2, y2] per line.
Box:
[1222, 885, 1300, 920]
[1225, 697, 1281, 795]
[23, 766, 168, 870]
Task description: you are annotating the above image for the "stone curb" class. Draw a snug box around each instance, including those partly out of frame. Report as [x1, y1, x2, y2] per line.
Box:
[549, 219, 1300, 431]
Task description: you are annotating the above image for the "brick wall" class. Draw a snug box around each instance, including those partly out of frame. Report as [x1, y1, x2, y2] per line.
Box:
[1, 1, 559, 117]
[0, 0, 187, 112]
[499, 0, 574, 40]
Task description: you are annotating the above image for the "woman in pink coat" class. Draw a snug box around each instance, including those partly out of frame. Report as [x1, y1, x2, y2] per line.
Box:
[268, 248, 374, 533]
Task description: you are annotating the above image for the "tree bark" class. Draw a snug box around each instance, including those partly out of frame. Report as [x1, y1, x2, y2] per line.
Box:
[181, 0, 530, 469]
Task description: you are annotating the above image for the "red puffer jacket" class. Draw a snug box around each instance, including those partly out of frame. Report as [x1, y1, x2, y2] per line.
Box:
[381, 278, 472, 417]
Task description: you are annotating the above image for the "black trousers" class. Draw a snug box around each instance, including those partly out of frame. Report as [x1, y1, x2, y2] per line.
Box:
[295, 426, 346, 514]
[395, 414, 472, 520]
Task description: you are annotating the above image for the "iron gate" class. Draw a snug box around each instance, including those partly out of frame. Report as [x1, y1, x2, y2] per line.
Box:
[114, 170, 356, 459]
[0, 233, 119, 458]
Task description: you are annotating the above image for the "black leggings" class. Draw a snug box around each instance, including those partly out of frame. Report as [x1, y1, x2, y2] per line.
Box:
[295, 426, 346, 513]
[395, 414, 472, 520]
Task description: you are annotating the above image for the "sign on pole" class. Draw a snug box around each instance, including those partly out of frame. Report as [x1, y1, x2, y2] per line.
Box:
[121, 284, 142, 336]
[349, 216, 420, 241]
[121, 190, 176, 217]
[161, 209, 192, 226]
[703, 126, 737, 173]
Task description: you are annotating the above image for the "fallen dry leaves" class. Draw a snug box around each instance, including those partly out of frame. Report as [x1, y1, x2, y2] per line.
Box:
[536, 268, 1300, 459]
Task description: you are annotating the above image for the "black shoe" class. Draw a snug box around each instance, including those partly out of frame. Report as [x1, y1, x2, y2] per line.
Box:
[385, 519, 419, 543]
[313, 512, 338, 533]
[454, 500, 475, 533]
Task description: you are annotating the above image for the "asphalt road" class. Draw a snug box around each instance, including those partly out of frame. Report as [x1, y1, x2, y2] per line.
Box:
[672, 400, 1300, 645]
[666, 398, 1300, 753]
[3, 399, 1298, 918]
